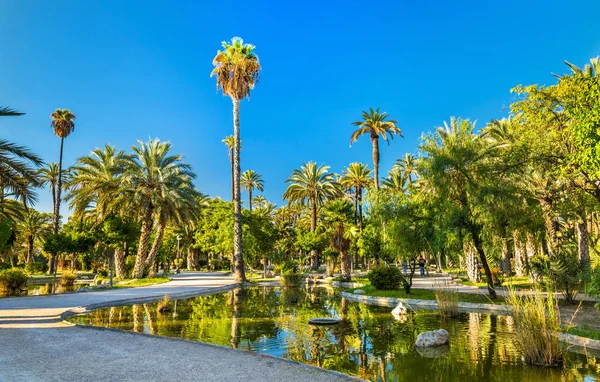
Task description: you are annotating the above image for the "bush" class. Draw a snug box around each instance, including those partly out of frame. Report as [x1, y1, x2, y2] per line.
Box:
[60, 271, 77, 286]
[125, 256, 136, 277]
[97, 269, 109, 277]
[367, 266, 403, 290]
[0, 268, 28, 296]
[280, 260, 299, 275]
[24, 261, 48, 274]
[0, 262, 11, 271]
[281, 273, 304, 287]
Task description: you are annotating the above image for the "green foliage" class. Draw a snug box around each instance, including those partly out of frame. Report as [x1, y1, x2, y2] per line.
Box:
[279, 260, 299, 275]
[24, 261, 47, 274]
[0, 268, 28, 296]
[367, 266, 403, 290]
[60, 271, 77, 286]
[281, 273, 304, 287]
[548, 244, 583, 303]
[0, 219, 15, 253]
[0, 262, 10, 271]
[43, 233, 75, 255]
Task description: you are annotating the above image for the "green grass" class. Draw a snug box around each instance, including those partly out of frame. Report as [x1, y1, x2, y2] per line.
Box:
[95, 277, 170, 289]
[562, 325, 600, 341]
[347, 284, 505, 304]
[457, 276, 545, 291]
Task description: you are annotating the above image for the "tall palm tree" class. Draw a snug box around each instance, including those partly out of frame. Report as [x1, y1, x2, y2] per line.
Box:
[350, 107, 402, 191]
[211, 37, 260, 283]
[340, 162, 372, 229]
[0, 107, 24, 117]
[38, 163, 70, 217]
[17, 210, 52, 263]
[283, 162, 342, 268]
[120, 139, 196, 279]
[50, 109, 76, 237]
[240, 170, 264, 211]
[323, 199, 355, 281]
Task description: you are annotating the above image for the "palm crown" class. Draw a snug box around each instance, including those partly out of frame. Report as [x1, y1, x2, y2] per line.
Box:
[241, 170, 264, 211]
[211, 37, 261, 101]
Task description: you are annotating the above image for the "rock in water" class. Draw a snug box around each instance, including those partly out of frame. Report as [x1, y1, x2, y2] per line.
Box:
[391, 301, 408, 316]
[353, 289, 366, 295]
[415, 329, 450, 347]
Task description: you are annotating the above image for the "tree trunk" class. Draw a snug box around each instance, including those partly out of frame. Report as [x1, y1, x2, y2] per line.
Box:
[540, 199, 558, 255]
[471, 228, 497, 299]
[49, 137, 65, 275]
[229, 155, 234, 202]
[132, 206, 154, 279]
[500, 238, 512, 276]
[248, 189, 253, 211]
[340, 250, 350, 282]
[146, 218, 166, 277]
[525, 232, 539, 282]
[465, 240, 480, 283]
[187, 246, 194, 270]
[513, 232, 526, 277]
[577, 217, 591, 267]
[232, 99, 246, 283]
[27, 236, 34, 263]
[310, 197, 319, 270]
[133, 304, 144, 332]
[115, 242, 127, 279]
[371, 137, 380, 191]
[358, 187, 364, 230]
[230, 289, 241, 348]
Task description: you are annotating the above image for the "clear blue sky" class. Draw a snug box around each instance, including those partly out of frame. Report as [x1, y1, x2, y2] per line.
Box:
[2, 0, 600, 214]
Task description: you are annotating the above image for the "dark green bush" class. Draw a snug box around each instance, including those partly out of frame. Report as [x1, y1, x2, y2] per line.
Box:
[367, 266, 404, 290]
[24, 261, 48, 274]
[281, 273, 304, 287]
[125, 255, 136, 277]
[0, 262, 10, 271]
[97, 269, 109, 277]
[280, 260, 299, 275]
[0, 268, 28, 296]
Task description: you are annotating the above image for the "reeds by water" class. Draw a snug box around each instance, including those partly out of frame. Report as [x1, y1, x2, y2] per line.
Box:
[434, 282, 459, 318]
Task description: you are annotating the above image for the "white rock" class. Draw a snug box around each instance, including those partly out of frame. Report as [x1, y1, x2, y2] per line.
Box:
[353, 289, 366, 295]
[415, 329, 450, 347]
[391, 301, 409, 316]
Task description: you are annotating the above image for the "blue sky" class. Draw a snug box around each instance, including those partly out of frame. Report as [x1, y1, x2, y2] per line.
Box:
[2, 0, 600, 213]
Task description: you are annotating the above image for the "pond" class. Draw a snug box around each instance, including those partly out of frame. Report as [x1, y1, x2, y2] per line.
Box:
[68, 286, 600, 381]
[25, 281, 91, 296]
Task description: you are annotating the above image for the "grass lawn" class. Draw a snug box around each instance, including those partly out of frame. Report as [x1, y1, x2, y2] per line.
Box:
[562, 325, 600, 340]
[457, 275, 547, 291]
[346, 284, 506, 305]
[96, 277, 171, 289]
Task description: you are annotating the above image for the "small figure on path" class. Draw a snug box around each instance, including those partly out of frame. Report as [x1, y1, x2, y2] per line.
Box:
[418, 256, 426, 278]
[401, 259, 408, 276]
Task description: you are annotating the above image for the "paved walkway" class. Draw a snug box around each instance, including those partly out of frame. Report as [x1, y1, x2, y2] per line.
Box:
[0, 272, 358, 382]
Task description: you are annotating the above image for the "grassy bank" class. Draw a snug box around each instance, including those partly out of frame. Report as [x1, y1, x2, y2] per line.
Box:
[96, 277, 170, 289]
[346, 284, 505, 304]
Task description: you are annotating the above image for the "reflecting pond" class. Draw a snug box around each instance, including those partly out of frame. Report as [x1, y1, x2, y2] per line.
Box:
[69, 286, 600, 381]
[25, 281, 91, 296]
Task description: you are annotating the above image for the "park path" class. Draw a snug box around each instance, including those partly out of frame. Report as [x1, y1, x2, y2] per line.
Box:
[0, 272, 359, 382]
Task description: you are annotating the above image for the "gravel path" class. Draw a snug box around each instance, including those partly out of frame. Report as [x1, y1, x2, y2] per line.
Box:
[0, 272, 359, 382]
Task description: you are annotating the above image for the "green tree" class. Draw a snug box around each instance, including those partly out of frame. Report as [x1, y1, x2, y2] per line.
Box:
[340, 162, 372, 230]
[350, 107, 402, 190]
[17, 210, 52, 263]
[322, 199, 355, 281]
[283, 162, 342, 268]
[211, 37, 261, 283]
[241, 170, 264, 211]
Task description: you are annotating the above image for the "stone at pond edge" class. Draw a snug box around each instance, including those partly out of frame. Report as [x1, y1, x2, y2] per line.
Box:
[353, 289, 366, 295]
[391, 301, 408, 316]
[415, 329, 450, 347]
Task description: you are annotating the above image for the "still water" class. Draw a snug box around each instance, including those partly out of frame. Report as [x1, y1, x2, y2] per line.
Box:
[69, 286, 599, 381]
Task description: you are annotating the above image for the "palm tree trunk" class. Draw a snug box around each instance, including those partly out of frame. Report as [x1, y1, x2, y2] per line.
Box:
[49, 137, 65, 275]
[115, 246, 127, 279]
[229, 155, 234, 202]
[340, 250, 350, 282]
[577, 216, 590, 267]
[248, 189, 253, 211]
[27, 236, 34, 263]
[187, 246, 194, 270]
[232, 99, 246, 283]
[310, 198, 319, 270]
[133, 206, 154, 279]
[146, 218, 166, 277]
[513, 232, 526, 277]
[371, 137, 380, 191]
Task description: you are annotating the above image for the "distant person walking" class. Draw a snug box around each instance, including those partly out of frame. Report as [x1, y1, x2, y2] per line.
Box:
[401, 259, 408, 276]
[418, 256, 426, 278]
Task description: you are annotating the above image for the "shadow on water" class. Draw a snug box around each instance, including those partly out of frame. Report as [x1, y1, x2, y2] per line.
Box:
[68, 286, 600, 381]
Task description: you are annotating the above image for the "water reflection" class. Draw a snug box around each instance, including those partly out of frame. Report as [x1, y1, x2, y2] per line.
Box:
[69, 286, 600, 381]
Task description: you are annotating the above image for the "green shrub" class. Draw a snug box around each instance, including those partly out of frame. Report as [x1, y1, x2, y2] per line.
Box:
[0, 268, 28, 296]
[280, 260, 299, 275]
[97, 269, 109, 277]
[367, 266, 403, 290]
[281, 273, 304, 287]
[60, 271, 77, 286]
[24, 261, 48, 274]
[125, 256, 136, 277]
[0, 262, 10, 271]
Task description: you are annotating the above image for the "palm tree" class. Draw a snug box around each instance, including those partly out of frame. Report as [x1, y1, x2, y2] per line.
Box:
[323, 199, 355, 282]
[17, 210, 52, 263]
[240, 170, 264, 211]
[38, 163, 70, 217]
[350, 107, 402, 190]
[393, 153, 417, 184]
[49, 109, 76, 236]
[0, 107, 24, 117]
[340, 162, 372, 229]
[283, 162, 342, 268]
[381, 170, 408, 193]
[211, 37, 260, 283]
[0, 139, 43, 207]
[120, 139, 196, 279]
[222, 135, 242, 201]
